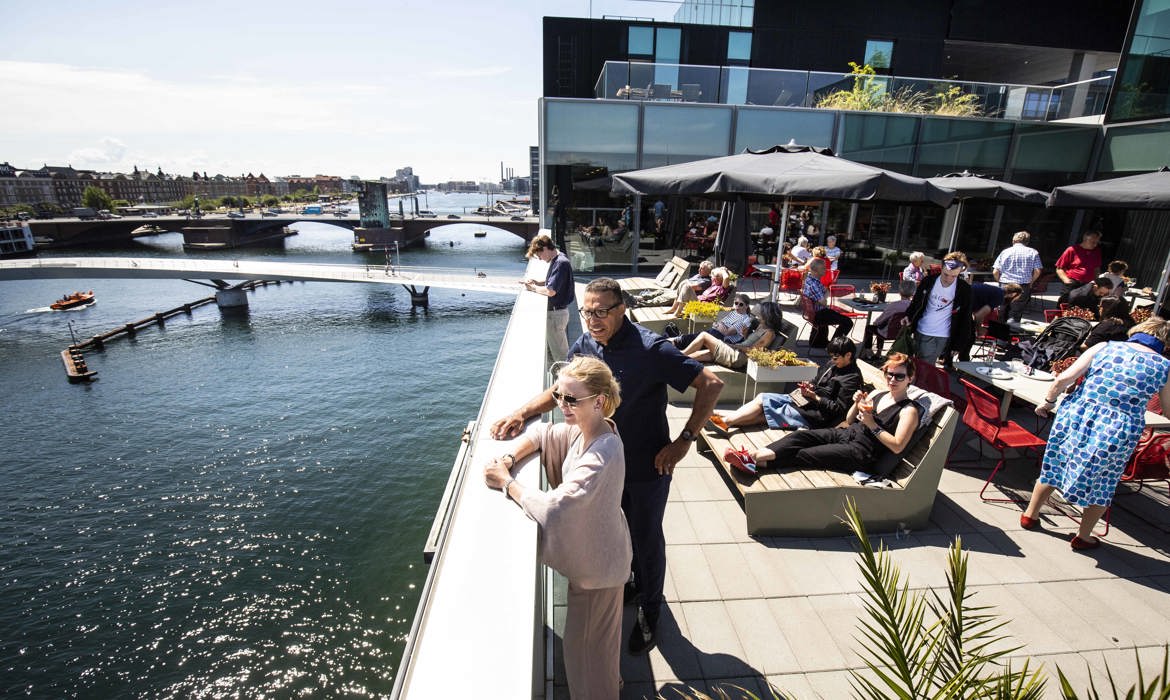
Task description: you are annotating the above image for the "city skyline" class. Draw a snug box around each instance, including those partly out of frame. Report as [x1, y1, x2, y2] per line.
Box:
[0, 0, 676, 184]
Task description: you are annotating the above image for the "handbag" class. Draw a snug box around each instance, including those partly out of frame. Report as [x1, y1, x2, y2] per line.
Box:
[889, 326, 916, 357]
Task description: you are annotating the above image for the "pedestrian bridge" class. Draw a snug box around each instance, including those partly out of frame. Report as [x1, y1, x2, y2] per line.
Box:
[0, 256, 525, 301]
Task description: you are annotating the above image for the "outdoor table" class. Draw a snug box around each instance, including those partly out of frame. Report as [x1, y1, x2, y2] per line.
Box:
[955, 360, 1170, 428]
[838, 296, 889, 327]
[1125, 288, 1157, 310]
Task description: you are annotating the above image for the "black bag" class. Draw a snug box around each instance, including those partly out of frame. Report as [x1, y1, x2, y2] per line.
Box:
[889, 326, 915, 357]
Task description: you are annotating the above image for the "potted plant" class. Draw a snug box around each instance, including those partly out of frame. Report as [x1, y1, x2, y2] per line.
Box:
[744, 348, 818, 383]
[681, 300, 723, 324]
[870, 281, 890, 303]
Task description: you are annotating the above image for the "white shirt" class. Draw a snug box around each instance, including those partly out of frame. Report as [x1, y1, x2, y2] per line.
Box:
[918, 279, 957, 337]
[824, 245, 842, 271]
[791, 245, 811, 264]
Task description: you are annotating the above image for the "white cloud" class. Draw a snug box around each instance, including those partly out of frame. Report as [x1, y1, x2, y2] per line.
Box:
[67, 137, 128, 167]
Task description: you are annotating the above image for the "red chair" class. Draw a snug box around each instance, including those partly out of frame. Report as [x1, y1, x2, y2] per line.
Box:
[928, 263, 942, 276]
[799, 295, 828, 352]
[778, 267, 804, 302]
[973, 308, 1018, 360]
[1118, 394, 1170, 497]
[1043, 308, 1062, 322]
[872, 313, 908, 356]
[953, 379, 1047, 503]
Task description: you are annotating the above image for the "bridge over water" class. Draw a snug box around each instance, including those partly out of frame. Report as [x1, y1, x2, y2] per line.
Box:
[0, 256, 524, 308]
[27, 214, 541, 250]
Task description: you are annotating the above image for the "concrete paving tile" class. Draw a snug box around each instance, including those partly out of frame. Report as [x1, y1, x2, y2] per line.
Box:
[973, 584, 1075, 655]
[724, 598, 802, 676]
[663, 556, 680, 603]
[1032, 580, 1145, 650]
[1031, 652, 1101, 700]
[807, 592, 869, 662]
[927, 492, 986, 534]
[1008, 529, 1114, 584]
[671, 464, 717, 502]
[888, 532, 953, 590]
[765, 596, 851, 673]
[703, 543, 764, 600]
[619, 680, 658, 700]
[763, 673, 816, 700]
[937, 465, 990, 493]
[685, 500, 740, 544]
[1006, 581, 1110, 652]
[803, 667, 861, 699]
[738, 540, 806, 598]
[649, 601, 703, 684]
[712, 499, 755, 543]
[770, 540, 851, 595]
[1083, 575, 1170, 633]
[665, 499, 701, 546]
[810, 538, 868, 595]
[668, 544, 722, 601]
[960, 531, 1038, 585]
[680, 600, 756, 679]
[1092, 646, 1170, 695]
[707, 676, 768, 698]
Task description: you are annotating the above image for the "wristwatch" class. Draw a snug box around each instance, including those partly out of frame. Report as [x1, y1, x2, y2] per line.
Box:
[679, 428, 698, 442]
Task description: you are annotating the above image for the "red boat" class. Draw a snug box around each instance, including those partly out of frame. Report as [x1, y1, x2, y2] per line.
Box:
[50, 290, 95, 310]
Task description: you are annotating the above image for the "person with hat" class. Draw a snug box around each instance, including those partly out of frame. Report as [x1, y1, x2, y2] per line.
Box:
[904, 251, 974, 367]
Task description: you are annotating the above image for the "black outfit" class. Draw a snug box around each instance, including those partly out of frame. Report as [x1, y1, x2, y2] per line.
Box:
[1084, 317, 1132, 348]
[904, 273, 974, 362]
[764, 393, 920, 471]
[1063, 284, 1102, 318]
[811, 307, 855, 348]
[795, 362, 863, 428]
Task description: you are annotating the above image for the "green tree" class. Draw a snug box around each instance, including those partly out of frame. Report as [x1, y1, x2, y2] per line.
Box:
[220, 196, 237, 209]
[262, 195, 280, 207]
[82, 186, 113, 211]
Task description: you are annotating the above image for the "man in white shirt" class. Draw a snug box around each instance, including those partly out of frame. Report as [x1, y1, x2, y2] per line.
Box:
[789, 236, 811, 266]
[992, 230, 1044, 325]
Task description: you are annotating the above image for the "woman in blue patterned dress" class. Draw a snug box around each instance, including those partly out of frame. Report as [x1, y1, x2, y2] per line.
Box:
[1023, 317, 1170, 550]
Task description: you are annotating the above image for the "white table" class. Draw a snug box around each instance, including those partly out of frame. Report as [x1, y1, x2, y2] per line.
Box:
[956, 360, 1170, 428]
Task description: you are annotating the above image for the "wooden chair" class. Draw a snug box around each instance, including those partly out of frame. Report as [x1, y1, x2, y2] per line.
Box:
[953, 379, 1047, 502]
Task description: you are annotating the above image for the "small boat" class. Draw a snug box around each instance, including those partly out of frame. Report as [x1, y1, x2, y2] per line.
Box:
[474, 231, 487, 238]
[50, 291, 95, 310]
[60, 349, 98, 383]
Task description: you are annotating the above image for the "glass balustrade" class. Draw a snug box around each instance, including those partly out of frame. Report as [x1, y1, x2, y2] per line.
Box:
[595, 60, 1114, 123]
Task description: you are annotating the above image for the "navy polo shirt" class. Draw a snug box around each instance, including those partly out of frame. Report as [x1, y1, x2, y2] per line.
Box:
[971, 282, 1004, 310]
[568, 319, 703, 482]
[545, 251, 575, 311]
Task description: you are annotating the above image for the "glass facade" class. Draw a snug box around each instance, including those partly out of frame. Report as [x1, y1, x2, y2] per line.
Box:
[544, 101, 639, 171]
[837, 112, 919, 173]
[672, 0, 753, 27]
[1108, 0, 1170, 122]
[1099, 121, 1170, 174]
[915, 118, 1014, 177]
[733, 108, 835, 152]
[642, 104, 733, 168]
[864, 40, 895, 73]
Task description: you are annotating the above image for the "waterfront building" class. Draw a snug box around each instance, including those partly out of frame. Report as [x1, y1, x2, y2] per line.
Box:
[536, 1, 1170, 284]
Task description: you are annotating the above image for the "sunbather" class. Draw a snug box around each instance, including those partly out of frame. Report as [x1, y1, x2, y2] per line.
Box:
[708, 337, 861, 434]
[679, 301, 786, 370]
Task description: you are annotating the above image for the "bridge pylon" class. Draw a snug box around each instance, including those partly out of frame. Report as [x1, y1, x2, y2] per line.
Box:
[406, 285, 430, 309]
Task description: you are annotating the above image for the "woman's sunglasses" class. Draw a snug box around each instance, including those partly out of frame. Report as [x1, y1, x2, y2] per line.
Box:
[884, 371, 909, 382]
[552, 390, 599, 406]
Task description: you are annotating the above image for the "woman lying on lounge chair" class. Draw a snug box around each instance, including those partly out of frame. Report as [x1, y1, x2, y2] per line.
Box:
[708, 337, 861, 434]
[726, 353, 920, 473]
[679, 301, 786, 370]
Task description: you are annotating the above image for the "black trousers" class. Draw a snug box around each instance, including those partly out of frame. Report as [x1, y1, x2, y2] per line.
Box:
[765, 427, 872, 471]
[622, 474, 671, 624]
[999, 284, 1032, 323]
[811, 308, 854, 348]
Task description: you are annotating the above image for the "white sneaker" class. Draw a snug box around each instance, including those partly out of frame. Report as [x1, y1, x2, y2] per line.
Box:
[1006, 319, 1022, 327]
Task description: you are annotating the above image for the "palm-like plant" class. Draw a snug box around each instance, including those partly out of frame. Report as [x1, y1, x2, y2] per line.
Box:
[843, 498, 1047, 699]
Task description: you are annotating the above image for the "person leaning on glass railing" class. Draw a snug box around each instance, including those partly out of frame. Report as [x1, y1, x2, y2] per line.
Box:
[484, 356, 631, 699]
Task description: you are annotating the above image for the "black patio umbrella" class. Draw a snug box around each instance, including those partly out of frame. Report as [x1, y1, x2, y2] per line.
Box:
[926, 171, 1050, 252]
[610, 143, 955, 297]
[715, 197, 751, 275]
[1047, 166, 1170, 306]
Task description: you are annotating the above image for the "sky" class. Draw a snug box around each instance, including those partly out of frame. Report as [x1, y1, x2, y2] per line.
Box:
[0, 0, 677, 185]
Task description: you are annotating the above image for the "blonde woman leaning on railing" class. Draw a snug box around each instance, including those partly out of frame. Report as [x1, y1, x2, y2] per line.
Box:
[483, 356, 631, 700]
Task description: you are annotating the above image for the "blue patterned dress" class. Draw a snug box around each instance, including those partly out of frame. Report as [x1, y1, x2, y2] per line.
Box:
[1040, 342, 1170, 506]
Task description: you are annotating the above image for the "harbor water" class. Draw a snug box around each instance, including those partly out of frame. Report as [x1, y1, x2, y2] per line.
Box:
[0, 195, 530, 696]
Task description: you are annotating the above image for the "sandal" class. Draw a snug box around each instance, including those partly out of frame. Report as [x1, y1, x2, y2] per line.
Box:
[723, 447, 757, 475]
[706, 415, 731, 437]
[1070, 535, 1101, 551]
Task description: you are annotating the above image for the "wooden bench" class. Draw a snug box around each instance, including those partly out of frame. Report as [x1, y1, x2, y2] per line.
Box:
[618, 256, 691, 295]
[697, 362, 957, 536]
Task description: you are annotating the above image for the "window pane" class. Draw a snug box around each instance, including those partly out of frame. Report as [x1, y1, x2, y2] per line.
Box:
[1108, 0, 1170, 121]
[916, 118, 1013, 175]
[864, 40, 895, 72]
[628, 26, 654, 57]
[1012, 123, 1096, 174]
[545, 101, 639, 170]
[728, 31, 752, 63]
[1099, 121, 1170, 174]
[642, 104, 732, 168]
[838, 113, 919, 173]
[734, 108, 835, 152]
[656, 28, 681, 63]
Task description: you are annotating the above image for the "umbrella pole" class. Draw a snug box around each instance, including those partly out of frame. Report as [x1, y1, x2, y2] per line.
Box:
[946, 200, 963, 252]
[1156, 248, 1170, 314]
[771, 199, 791, 302]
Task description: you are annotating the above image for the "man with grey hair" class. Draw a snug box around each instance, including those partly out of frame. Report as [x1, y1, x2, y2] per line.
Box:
[992, 230, 1044, 325]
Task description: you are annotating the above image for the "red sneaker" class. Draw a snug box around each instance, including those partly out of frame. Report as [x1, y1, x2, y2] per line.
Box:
[723, 447, 757, 475]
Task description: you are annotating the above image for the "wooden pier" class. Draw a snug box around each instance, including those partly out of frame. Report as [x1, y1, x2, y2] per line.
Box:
[60, 280, 283, 382]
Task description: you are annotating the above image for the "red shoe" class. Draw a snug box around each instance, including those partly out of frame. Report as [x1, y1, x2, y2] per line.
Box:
[723, 447, 757, 475]
[1020, 515, 1041, 530]
[707, 415, 731, 437]
[1070, 535, 1101, 551]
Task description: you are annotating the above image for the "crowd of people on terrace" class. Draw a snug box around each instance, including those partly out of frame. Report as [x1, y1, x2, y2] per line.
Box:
[486, 225, 1166, 696]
